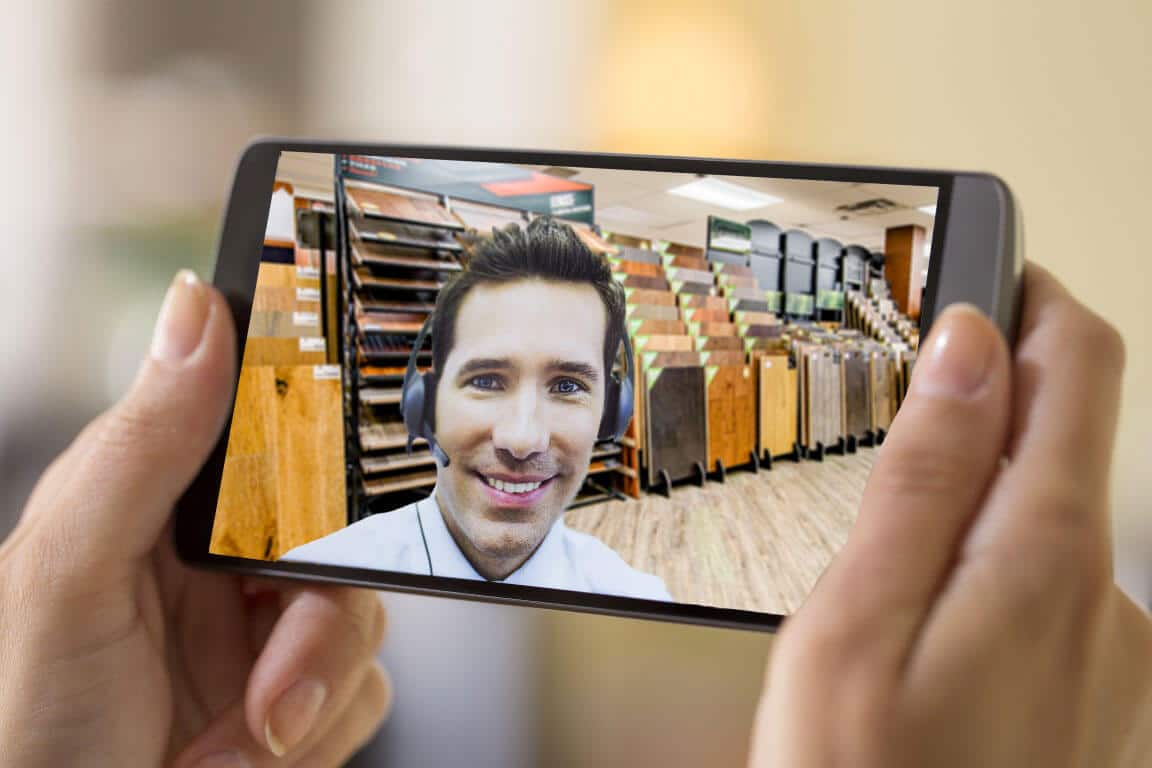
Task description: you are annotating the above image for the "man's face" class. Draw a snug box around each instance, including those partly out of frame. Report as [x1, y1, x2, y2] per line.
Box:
[433, 278, 607, 579]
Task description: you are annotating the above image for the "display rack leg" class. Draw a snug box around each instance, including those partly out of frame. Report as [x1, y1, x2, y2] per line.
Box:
[693, 461, 707, 487]
[813, 442, 825, 462]
[877, 428, 887, 445]
[862, 430, 876, 448]
[659, 469, 673, 498]
[714, 459, 727, 483]
[763, 451, 774, 471]
[847, 435, 858, 454]
[749, 451, 760, 473]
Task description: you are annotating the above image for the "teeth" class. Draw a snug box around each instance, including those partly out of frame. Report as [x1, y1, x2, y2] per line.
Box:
[485, 477, 544, 494]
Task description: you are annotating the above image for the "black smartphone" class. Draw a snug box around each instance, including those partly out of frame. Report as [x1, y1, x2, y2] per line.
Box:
[175, 140, 1021, 632]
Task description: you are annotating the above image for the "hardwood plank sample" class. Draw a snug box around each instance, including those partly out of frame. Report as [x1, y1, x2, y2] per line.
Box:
[624, 288, 678, 307]
[346, 185, 463, 230]
[615, 246, 662, 264]
[628, 318, 687, 336]
[705, 364, 758, 470]
[666, 266, 715, 285]
[734, 310, 777, 326]
[363, 470, 438, 496]
[357, 295, 436, 314]
[257, 262, 304, 289]
[360, 416, 424, 451]
[626, 304, 681, 322]
[611, 260, 664, 278]
[356, 312, 425, 334]
[741, 324, 786, 338]
[242, 337, 327, 366]
[842, 347, 871, 438]
[640, 351, 704, 368]
[690, 321, 739, 337]
[247, 310, 319, 338]
[718, 273, 757, 290]
[253, 285, 319, 313]
[712, 263, 755, 278]
[678, 294, 728, 311]
[634, 334, 694, 352]
[273, 365, 346, 557]
[662, 254, 709, 270]
[685, 307, 730, 324]
[644, 365, 708, 485]
[869, 349, 895, 431]
[728, 298, 772, 313]
[758, 354, 798, 458]
[701, 351, 747, 366]
[695, 336, 744, 352]
[361, 450, 435, 474]
[352, 246, 463, 271]
[617, 274, 670, 291]
[674, 282, 717, 297]
[360, 387, 404, 405]
[354, 267, 444, 292]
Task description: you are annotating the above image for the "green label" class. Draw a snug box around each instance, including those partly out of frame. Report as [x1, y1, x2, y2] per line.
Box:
[765, 291, 782, 312]
[686, 321, 702, 337]
[786, 293, 815, 315]
[643, 352, 658, 368]
[702, 352, 712, 365]
[817, 290, 845, 310]
[706, 366, 719, 385]
[647, 366, 663, 387]
[629, 319, 643, 334]
[635, 334, 651, 349]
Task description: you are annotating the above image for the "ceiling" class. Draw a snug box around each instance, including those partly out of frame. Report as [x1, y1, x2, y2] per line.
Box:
[275, 151, 938, 253]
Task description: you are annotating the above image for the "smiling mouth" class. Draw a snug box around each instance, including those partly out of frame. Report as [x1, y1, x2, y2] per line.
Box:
[477, 473, 554, 495]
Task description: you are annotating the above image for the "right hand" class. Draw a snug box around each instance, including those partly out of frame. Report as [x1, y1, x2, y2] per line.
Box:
[751, 263, 1152, 767]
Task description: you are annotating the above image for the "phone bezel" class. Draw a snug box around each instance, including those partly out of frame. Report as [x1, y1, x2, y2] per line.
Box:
[175, 138, 1019, 633]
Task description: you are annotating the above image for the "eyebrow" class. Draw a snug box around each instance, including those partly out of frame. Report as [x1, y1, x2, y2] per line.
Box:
[455, 357, 600, 382]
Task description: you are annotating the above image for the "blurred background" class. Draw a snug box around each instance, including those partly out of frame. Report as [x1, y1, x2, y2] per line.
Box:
[1, 1, 1148, 765]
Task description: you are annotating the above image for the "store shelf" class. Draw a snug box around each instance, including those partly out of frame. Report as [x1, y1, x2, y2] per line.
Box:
[361, 450, 435, 474]
[363, 471, 438, 496]
[345, 184, 465, 230]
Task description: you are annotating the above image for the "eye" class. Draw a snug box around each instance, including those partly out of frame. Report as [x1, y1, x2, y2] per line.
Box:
[467, 374, 505, 391]
[551, 377, 588, 395]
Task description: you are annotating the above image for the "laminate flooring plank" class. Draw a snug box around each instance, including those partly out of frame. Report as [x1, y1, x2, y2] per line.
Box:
[644, 366, 707, 485]
[685, 308, 730, 324]
[247, 310, 320, 338]
[253, 285, 320, 313]
[843, 349, 871, 438]
[679, 295, 728, 311]
[675, 282, 716, 297]
[629, 319, 687, 336]
[626, 304, 681, 322]
[624, 288, 678, 307]
[565, 450, 874, 614]
[663, 254, 709, 270]
[695, 336, 743, 352]
[635, 334, 694, 352]
[272, 365, 346, 557]
[612, 260, 664, 278]
[242, 337, 327, 366]
[618, 275, 670, 291]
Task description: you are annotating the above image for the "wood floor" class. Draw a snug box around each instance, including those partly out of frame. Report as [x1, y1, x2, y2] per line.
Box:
[564, 449, 876, 616]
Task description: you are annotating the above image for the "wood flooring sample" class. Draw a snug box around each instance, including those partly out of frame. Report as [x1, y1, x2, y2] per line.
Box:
[644, 365, 707, 485]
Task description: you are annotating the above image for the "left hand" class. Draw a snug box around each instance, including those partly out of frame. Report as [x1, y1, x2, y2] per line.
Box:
[0, 270, 392, 767]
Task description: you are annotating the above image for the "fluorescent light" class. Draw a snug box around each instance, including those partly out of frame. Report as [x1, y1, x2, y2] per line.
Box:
[918, 204, 937, 215]
[667, 177, 782, 211]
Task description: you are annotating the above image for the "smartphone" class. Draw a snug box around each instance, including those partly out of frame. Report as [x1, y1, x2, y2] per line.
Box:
[175, 140, 1021, 632]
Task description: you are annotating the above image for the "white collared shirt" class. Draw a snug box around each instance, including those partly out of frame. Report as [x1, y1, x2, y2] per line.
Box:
[279, 491, 672, 602]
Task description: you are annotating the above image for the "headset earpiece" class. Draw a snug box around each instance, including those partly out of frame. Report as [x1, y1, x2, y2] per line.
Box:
[597, 332, 635, 441]
[401, 316, 450, 466]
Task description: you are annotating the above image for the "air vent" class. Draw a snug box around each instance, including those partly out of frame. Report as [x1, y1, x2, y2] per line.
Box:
[835, 198, 901, 215]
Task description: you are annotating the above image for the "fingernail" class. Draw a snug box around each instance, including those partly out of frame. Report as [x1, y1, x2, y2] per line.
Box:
[911, 303, 994, 399]
[150, 269, 209, 363]
[190, 751, 251, 768]
[265, 678, 328, 756]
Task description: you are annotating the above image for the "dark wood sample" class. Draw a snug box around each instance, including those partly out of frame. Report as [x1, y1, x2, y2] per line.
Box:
[361, 450, 435, 474]
[352, 246, 462, 272]
[624, 288, 678, 307]
[350, 223, 463, 254]
[870, 349, 895, 431]
[758, 354, 798, 458]
[666, 266, 715, 285]
[346, 186, 464, 230]
[615, 245, 662, 264]
[678, 294, 728, 311]
[644, 365, 708, 485]
[842, 347, 871, 438]
[695, 336, 744, 352]
[684, 307, 730, 324]
[354, 267, 444, 292]
[358, 335, 431, 361]
[628, 318, 687, 336]
[617, 274, 671, 291]
[742, 324, 786, 338]
[674, 282, 716, 297]
[640, 351, 704, 368]
[705, 364, 758, 470]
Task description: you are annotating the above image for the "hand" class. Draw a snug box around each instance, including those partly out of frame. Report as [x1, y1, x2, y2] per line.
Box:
[751, 263, 1152, 767]
[0, 271, 392, 767]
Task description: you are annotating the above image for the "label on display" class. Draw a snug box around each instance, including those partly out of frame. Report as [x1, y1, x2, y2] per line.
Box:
[296, 265, 320, 279]
[296, 287, 321, 303]
[313, 365, 340, 380]
[293, 311, 319, 327]
[299, 337, 326, 352]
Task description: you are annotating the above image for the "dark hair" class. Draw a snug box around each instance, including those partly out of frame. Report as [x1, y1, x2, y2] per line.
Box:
[431, 216, 626, 388]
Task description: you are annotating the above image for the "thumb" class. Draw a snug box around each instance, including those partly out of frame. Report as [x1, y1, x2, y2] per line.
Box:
[26, 270, 236, 567]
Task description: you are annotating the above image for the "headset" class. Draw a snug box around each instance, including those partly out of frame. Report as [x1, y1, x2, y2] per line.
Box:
[400, 312, 635, 469]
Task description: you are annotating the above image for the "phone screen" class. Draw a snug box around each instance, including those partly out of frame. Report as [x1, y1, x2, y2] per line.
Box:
[210, 151, 937, 618]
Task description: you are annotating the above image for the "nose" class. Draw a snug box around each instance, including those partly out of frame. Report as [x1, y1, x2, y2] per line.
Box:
[491, 384, 550, 460]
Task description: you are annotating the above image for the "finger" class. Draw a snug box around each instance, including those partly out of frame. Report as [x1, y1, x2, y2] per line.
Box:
[971, 262, 1125, 553]
[28, 270, 237, 567]
[245, 586, 387, 756]
[171, 662, 392, 768]
[791, 304, 1012, 662]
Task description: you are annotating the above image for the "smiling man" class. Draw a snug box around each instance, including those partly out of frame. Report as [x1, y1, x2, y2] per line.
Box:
[280, 217, 672, 602]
